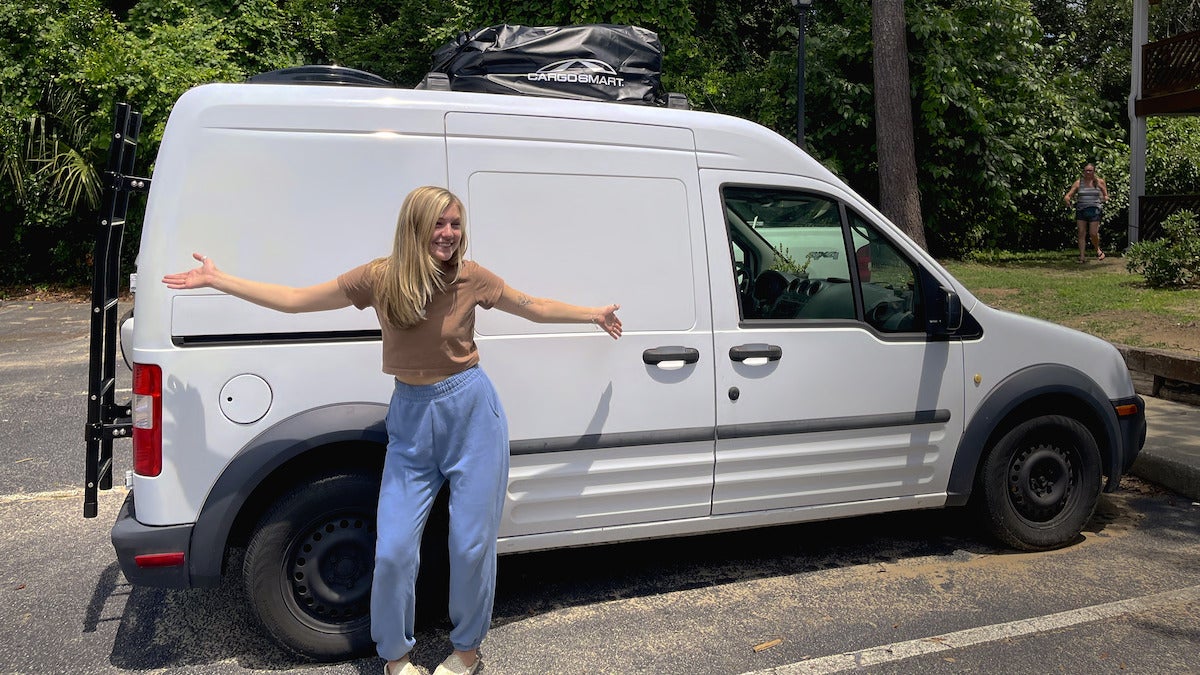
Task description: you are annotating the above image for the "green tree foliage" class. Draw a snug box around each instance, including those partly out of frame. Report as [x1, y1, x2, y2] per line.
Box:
[794, 0, 1128, 255]
[277, 0, 463, 86]
[1147, 116, 1200, 195]
[1031, 0, 1131, 133]
[1, 0, 124, 282]
[0, 0, 298, 284]
[3, 0, 1200, 284]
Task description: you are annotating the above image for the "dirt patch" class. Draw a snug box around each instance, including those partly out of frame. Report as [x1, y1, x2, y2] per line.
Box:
[0, 285, 92, 303]
[0, 285, 133, 305]
[1063, 308, 1200, 356]
[1119, 475, 1171, 497]
[979, 288, 1023, 298]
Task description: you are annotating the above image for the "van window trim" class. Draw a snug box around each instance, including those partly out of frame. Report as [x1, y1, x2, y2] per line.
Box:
[735, 318, 934, 343]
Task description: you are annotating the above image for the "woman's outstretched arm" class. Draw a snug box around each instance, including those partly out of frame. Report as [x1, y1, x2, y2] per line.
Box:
[162, 252, 352, 313]
[495, 285, 622, 339]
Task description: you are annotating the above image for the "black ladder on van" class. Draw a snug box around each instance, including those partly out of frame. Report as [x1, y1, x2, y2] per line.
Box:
[84, 103, 150, 518]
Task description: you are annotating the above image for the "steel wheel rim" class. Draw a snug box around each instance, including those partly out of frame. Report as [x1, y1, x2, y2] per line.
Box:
[1008, 442, 1078, 524]
[284, 514, 375, 631]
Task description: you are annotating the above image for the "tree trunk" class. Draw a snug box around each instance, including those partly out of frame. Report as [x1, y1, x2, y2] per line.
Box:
[872, 0, 927, 250]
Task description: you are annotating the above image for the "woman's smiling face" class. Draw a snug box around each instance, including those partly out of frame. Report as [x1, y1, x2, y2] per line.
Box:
[429, 203, 462, 262]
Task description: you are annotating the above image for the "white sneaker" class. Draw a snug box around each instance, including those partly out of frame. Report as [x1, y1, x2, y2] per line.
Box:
[432, 652, 481, 675]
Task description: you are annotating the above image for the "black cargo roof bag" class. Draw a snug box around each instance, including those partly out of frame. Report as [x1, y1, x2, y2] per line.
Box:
[429, 24, 664, 105]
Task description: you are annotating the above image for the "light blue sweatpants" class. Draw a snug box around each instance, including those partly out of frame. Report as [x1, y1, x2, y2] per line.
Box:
[371, 366, 509, 660]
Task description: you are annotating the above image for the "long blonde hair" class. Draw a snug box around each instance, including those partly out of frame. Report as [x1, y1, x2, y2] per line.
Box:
[370, 186, 467, 328]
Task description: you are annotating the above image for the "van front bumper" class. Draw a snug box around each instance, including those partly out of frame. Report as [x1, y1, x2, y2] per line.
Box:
[110, 490, 195, 588]
[1109, 394, 1147, 491]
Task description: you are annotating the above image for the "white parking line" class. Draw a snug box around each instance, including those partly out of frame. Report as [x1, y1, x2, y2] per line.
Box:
[742, 584, 1200, 674]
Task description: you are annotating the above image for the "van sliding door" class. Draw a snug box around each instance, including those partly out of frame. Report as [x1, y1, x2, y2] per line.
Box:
[447, 113, 717, 539]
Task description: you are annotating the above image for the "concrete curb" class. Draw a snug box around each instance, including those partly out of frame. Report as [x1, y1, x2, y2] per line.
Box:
[1130, 450, 1200, 502]
[1110, 346, 1200, 501]
[1128, 394, 1200, 502]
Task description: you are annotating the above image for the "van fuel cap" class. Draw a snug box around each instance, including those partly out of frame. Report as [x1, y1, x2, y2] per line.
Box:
[219, 374, 273, 424]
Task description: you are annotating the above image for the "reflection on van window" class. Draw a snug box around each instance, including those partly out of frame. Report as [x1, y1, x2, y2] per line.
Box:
[849, 211, 924, 333]
[723, 186, 855, 321]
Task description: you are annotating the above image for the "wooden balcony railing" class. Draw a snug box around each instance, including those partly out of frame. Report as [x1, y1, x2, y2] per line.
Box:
[1138, 29, 1200, 116]
[1139, 194, 1200, 241]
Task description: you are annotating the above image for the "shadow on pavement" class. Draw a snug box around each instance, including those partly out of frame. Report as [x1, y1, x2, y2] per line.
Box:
[87, 487, 1180, 671]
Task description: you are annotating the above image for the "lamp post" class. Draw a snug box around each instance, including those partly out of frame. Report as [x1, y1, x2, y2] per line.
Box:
[791, 0, 814, 150]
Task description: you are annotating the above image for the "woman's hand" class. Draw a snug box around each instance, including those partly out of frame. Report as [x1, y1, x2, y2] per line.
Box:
[162, 252, 218, 290]
[593, 304, 623, 339]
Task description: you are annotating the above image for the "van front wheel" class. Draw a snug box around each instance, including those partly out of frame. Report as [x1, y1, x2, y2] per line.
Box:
[978, 415, 1101, 551]
[244, 471, 379, 660]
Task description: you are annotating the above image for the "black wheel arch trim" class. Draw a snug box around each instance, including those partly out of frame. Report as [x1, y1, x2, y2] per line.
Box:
[946, 363, 1125, 506]
[187, 403, 388, 587]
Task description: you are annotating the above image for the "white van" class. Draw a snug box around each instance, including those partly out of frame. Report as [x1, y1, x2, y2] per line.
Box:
[85, 71, 1146, 660]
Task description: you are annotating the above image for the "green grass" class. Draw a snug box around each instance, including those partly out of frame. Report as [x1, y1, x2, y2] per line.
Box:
[939, 250, 1200, 352]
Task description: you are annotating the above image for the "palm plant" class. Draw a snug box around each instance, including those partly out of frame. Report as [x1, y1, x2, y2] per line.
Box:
[21, 86, 103, 212]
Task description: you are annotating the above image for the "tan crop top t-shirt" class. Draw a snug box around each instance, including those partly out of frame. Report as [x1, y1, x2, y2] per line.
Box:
[337, 260, 505, 379]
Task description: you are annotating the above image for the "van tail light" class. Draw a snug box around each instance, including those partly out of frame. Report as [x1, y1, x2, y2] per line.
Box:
[132, 363, 162, 477]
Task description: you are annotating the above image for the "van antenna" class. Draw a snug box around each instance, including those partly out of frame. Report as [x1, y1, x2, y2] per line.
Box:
[703, 91, 722, 114]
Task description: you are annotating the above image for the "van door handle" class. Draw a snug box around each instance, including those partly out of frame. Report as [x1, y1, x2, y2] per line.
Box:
[643, 346, 700, 371]
[729, 343, 782, 366]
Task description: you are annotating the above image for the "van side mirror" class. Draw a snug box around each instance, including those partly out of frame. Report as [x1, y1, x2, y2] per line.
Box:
[927, 286, 963, 335]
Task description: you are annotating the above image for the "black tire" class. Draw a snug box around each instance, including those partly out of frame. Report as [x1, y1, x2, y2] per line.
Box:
[977, 415, 1102, 551]
[244, 471, 380, 660]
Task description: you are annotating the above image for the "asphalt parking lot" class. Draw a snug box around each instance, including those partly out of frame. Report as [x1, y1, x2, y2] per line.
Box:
[2, 300, 1198, 674]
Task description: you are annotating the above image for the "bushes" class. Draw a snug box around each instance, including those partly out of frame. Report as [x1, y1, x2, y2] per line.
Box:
[1126, 210, 1200, 288]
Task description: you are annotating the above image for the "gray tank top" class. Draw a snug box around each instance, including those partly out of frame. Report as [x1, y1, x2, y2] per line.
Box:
[1076, 184, 1103, 209]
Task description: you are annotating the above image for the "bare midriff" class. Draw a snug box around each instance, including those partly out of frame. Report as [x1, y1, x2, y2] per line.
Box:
[394, 373, 451, 386]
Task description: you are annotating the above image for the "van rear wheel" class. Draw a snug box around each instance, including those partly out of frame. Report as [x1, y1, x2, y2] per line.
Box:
[244, 471, 379, 660]
[977, 415, 1102, 551]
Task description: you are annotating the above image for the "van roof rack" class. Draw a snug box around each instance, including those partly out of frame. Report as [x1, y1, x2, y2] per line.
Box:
[415, 72, 451, 91]
[247, 65, 394, 88]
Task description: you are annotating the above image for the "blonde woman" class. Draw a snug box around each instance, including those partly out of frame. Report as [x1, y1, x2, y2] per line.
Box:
[1063, 163, 1109, 263]
[164, 186, 621, 675]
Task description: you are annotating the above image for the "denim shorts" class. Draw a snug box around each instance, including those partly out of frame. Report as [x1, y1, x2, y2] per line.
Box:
[1076, 206, 1102, 222]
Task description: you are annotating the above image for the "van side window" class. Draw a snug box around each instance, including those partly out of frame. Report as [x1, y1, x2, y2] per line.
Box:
[848, 211, 925, 333]
[723, 186, 855, 321]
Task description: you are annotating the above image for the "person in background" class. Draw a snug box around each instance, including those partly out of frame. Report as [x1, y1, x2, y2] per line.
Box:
[1063, 162, 1109, 263]
[163, 186, 622, 675]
